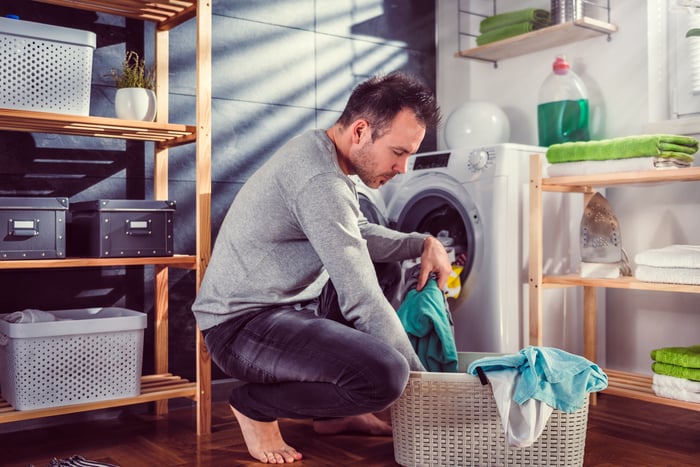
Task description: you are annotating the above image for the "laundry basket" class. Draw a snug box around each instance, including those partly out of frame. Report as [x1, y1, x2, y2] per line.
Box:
[391, 352, 589, 466]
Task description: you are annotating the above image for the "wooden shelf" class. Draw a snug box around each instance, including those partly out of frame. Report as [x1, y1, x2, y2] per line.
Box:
[529, 153, 700, 413]
[0, 109, 196, 148]
[34, 0, 196, 30]
[603, 369, 700, 412]
[0, 254, 197, 270]
[457, 18, 617, 62]
[541, 167, 700, 191]
[543, 274, 700, 294]
[3, 0, 213, 435]
[0, 374, 197, 423]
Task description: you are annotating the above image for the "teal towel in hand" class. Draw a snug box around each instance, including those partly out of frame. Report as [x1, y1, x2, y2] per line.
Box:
[651, 344, 700, 369]
[652, 361, 700, 381]
[476, 21, 547, 46]
[467, 346, 608, 413]
[397, 279, 458, 373]
[479, 8, 551, 33]
[546, 135, 699, 164]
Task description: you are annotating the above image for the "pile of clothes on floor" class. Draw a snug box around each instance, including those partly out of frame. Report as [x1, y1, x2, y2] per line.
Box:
[650, 344, 700, 403]
[476, 8, 551, 46]
[545, 134, 699, 177]
[635, 244, 700, 285]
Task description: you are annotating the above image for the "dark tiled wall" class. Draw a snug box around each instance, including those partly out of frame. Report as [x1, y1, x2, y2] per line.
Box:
[0, 1, 435, 381]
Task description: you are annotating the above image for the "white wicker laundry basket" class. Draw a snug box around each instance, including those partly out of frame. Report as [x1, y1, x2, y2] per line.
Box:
[391, 353, 589, 467]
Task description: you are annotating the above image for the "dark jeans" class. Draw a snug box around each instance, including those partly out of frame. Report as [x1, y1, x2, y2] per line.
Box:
[203, 263, 409, 422]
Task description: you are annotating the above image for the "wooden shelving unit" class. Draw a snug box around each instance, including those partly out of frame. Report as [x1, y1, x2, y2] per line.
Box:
[529, 154, 700, 412]
[0, 0, 213, 435]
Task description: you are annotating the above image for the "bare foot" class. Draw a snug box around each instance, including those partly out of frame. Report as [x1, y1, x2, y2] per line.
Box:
[313, 413, 392, 436]
[231, 405, 303, 463]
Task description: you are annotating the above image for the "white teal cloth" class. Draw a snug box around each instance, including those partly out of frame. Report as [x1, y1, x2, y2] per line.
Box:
[467, 346, 608, 413]
[467, 346, 607, 447]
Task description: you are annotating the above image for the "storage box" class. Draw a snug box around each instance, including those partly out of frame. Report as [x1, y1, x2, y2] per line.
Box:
[0, 307, 146, 410]
[0, 16, 96, 115]
[69, 199, 176, 258]
[391, 353, 590, 466]
[0, 197, 68, 260]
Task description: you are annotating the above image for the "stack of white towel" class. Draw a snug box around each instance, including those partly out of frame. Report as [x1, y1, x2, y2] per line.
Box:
[635, 244, 700, 285]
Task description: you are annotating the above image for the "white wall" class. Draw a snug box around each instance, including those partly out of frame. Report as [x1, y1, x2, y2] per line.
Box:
[437, 0, 700, 374]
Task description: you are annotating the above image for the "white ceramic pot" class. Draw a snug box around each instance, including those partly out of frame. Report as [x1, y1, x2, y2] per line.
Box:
[115, 88, 157, 121]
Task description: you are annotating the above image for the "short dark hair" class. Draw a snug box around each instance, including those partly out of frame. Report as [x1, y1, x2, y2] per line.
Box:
[336, 71, 441, 140]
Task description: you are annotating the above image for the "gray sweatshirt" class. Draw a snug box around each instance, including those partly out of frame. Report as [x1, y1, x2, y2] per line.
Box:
[192, 129, 427, 370]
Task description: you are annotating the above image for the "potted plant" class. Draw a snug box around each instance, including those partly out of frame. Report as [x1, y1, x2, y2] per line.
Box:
[110, 50, 157, 121]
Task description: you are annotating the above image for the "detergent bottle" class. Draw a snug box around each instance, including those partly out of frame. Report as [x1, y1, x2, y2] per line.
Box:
[537, 55, 590, 147]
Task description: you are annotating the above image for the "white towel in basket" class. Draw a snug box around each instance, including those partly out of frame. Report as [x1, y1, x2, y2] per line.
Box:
[1, 309, 57, 323]
[484, 368, 554, 447]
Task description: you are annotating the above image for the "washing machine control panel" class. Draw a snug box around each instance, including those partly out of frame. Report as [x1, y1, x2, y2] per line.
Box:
[468, 148, 495, 173]
[411, 152, 450, 170]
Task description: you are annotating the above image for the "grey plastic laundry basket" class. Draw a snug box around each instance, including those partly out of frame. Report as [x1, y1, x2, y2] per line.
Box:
[391, 352, 589, 466]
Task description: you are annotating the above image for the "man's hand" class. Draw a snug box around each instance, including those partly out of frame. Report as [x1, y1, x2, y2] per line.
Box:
[416, 236, 453, 291]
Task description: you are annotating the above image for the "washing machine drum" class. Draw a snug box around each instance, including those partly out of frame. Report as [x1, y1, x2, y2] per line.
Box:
[392, 192, 477, 292]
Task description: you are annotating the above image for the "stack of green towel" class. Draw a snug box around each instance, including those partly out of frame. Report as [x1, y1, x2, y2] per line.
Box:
[651, 345, 700, 381]
[477, 8, 551, 46]
[546, 134, 699, 164]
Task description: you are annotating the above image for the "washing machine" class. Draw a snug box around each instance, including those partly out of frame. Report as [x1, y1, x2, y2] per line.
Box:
[377, 143, 585, 354]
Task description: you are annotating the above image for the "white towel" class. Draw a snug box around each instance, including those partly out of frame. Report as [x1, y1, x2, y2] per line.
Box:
[545, 157, 690, 178]
[635, 245, 700, 268]
[652, 374, 700, 403]
[484, 368, 554, 448]
[1, 309, 57, 323]
[653, 373, 700, 392]
[635, 265, 700, 285]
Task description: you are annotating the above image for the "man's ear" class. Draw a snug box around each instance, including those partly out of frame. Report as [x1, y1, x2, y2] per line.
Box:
[352, 119, 370, 143]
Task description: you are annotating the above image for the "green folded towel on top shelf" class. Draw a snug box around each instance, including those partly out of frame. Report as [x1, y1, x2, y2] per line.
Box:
[651, 345, 700, 369]
[479, 8, 551, 33]
[652, 361, 700, 381]
[546, 135, 700, 164]
[476, 21, 548, 46]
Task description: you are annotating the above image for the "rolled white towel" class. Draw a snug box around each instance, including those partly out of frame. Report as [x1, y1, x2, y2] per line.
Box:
[2, 309, 57, 323]
[635, 245, 700, 268]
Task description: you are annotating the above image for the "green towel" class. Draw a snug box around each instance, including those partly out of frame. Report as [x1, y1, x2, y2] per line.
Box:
[651, 345, 700, 369]
[479, 8, 551, 33]
[546, 135, 699, 164]
[652, 361, 700, 381]
[476, 21, 548, 46]
[397, 279, 458, 372]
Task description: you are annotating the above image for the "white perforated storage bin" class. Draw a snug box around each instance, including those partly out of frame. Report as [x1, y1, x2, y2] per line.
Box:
[0, 307, 146, 410]
[0, 16, 96, 115]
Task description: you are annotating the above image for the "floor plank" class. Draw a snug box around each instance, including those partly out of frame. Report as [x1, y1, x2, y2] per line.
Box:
[2, 394, 698, 466]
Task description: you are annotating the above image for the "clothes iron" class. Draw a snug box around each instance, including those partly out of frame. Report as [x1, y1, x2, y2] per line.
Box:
[580, 192, 630, 277]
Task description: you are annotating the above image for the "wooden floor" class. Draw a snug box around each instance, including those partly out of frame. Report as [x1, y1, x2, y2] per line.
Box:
[3, 394, 698, 466]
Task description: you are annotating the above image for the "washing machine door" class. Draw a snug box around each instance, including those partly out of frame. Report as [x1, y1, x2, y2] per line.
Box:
[387, 172, 482, 293]
[387, 172, 516, 353]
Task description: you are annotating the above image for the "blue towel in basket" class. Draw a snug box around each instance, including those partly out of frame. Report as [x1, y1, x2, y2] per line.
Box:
[467, 346, 608, 413]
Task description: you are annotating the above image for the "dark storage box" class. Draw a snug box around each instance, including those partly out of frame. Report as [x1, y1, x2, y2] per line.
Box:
[68, 199, 175, 258]
[0, 197, 68, 260]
